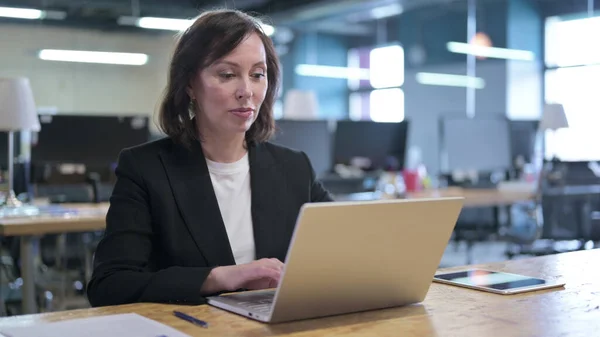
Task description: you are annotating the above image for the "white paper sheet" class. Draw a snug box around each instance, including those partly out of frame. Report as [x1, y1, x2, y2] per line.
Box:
[0, 313, 191, 337]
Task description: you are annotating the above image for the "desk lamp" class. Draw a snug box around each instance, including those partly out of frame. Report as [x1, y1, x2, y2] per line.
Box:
[283, 89, 318, 120]
[0, 77, 41, 217]
[537, 103, 569, 191]
[502, 104, 569, 246]
[539, 103, 569, 160]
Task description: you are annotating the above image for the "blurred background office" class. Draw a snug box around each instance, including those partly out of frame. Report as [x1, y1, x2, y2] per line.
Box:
[1, 0, 599, 316]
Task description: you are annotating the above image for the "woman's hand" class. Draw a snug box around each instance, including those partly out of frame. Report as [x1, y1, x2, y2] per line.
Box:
[201, 258, 284, 295]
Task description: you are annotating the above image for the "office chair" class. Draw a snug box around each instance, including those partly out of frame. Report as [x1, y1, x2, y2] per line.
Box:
[36, 233, 95, 311]
[85, 172, 101, 203]
[587, 211, 600, 243]
[451, 207, 498, 265]
[503, 161, 600, 258]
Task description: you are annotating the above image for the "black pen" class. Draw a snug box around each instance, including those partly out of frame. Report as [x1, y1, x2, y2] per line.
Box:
[173, 310, 209, 328]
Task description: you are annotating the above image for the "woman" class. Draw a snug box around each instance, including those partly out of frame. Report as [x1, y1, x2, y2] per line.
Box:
[87, 9, 333, 307]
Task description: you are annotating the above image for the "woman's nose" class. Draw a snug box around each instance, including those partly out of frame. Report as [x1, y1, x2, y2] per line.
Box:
[236, 81, 253, 100]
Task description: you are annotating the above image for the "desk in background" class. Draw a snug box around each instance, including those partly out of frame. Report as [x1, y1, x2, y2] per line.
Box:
[0, 249, 596, 336]
[0, 203, 108, 314]
[337, 187, 536, 265]
[337, 187, 534, 208]
[406, 187, 533, 208]
[0, 203, 108, 236]
[1, 188, 535, 315]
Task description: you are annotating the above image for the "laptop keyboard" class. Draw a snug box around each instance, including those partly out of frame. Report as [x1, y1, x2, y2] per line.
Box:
[236, 292, 275, 314]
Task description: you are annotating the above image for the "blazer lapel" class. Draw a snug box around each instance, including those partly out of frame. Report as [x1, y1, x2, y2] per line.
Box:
[159, 140, 235, 267]
[249, 143, 288, 259]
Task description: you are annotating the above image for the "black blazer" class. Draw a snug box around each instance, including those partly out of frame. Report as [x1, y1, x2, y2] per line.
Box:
[87, 138, 333, 307]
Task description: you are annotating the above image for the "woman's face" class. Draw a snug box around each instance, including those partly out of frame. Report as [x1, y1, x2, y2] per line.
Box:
[189, 32, 268, 137]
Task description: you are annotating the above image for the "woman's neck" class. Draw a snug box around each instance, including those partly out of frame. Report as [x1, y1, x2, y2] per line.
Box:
[198, 127, 247, 163]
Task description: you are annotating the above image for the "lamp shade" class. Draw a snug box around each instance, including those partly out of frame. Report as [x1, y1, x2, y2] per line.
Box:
[283, 89, 318, 120]
[0, 77, 41, 132]
[539, 103, 569, 131]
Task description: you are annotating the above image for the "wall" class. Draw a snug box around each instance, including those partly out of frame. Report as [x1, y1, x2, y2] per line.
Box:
[1, 2, 543, 174]
[1, 23, 350, 125]
[392, 2, 512, 174]
[506, 0, 543, 120]
[397, 1, 508, 69]
[0, 23, 177, 133]
[403, 60, 508, 174]
[288, 32, 349, 119]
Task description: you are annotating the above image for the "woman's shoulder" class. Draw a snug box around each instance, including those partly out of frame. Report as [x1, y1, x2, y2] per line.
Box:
[125, 135, 172, 152]
[119, 135, 173, 162]
[259, 141, 306, 160]
[257, 141, 314, 173]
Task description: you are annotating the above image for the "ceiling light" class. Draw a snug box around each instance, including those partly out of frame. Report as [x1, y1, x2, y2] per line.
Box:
[447, 42, 535, 61]
[346, 3, 403, 23]
[295, 64, 370, 80]
[137, 17, 191, 31]
[0, 6, 44, 19]
[416, 72, 485, 89]
[370, 3, 403, 20]
[260, 24, 275, 36]
[118, 16, 275, 36]
[369, 44, 404, 88]
[0, 6, 66, 20]
[369, 88, 405, 123]
[38, 49, 148, 66]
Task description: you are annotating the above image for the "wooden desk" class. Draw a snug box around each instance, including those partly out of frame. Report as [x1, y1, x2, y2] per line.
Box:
[0, 202, 108, 236]
[407, 187, 534, 208]
[337, 187, 534, 208]
[0, 203, 108, 314]
[1, 250, 597, 336]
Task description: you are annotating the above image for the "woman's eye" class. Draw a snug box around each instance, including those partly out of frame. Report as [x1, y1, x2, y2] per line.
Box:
[220, 73, 235, 79]
[252, 73, 265, 79]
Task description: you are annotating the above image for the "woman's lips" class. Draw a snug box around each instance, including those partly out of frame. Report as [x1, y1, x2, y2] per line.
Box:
[230, 108, 254, 119]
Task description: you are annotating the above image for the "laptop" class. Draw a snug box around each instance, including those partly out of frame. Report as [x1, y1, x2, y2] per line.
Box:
[207, 197, 464, 323]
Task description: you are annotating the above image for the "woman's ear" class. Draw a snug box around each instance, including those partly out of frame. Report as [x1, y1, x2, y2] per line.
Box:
[186, 75, 197, 100]
[186, 85, 194, 101]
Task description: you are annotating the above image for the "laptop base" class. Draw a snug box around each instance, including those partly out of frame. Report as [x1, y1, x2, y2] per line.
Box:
[207, 290, 275, 323]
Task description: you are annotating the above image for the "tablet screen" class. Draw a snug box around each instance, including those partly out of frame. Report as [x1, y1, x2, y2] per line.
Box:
[434, 270, 547, 290]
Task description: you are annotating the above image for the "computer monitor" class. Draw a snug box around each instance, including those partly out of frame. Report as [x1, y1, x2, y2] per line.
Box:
[271, 119, 332, 178]
[440, 117, 511, 172]
[333, 120, 409, 171]
[31, 114, 150, 166]
[509, 120, 539, 164]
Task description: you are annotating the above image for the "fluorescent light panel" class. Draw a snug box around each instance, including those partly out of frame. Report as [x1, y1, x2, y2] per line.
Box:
[416, 72, 485, 89]
[137, 17, 191, 31]
[120, 16, 275, 36]
[260, 23, 275, 37]
[369, 45, 404, 88]
[295, 64, 370, 80]
[370, 4, 403, 20]
[369, 88, 405, 123]
[38, 49, 148, 66]
[347, 49, 361, 90]
[447, 42, 535, 61]
[0, 6, 44, 19]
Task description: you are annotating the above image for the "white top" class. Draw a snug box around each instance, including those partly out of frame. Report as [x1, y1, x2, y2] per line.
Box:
[206, 152, 256, 265]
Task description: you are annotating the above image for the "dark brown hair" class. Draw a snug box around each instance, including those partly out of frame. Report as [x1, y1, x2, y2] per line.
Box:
[157, 9, 280, 147]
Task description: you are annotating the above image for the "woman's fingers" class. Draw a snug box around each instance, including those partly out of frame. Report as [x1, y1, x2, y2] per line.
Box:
[253, 265, 281, 281]
[270, 258, 285, 270]
[258, 258, 284, 271]
[233, 258, 285, 290]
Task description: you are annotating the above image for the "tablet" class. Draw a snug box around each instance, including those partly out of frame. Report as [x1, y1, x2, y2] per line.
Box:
[433, 269, 565, 295]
